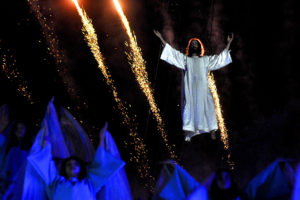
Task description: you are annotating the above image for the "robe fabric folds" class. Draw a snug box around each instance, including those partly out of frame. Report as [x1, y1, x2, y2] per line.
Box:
[161, 44, 232, 141]
[97, 130, 132, 200]
[154, 163, 208, 200]
[245, 159, 293, 200]
[27, 143, 125, 200]
[292, 163, 300, 200]
[3, 99, 125, 200]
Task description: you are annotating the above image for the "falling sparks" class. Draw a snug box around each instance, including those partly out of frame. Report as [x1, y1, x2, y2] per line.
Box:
[113, 0, 177, 161]
[208, 73, 228, 149]
[71, 0, 155, 188]
[0, 47, 34, 104]
[208, 72, 234, 169]
[26, 0, 77, 96]
[27, 0, 94, 138]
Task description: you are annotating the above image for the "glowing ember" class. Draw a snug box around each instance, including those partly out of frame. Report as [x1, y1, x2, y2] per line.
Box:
[113, 0, 177, 161]
[71, 0, 154, 185]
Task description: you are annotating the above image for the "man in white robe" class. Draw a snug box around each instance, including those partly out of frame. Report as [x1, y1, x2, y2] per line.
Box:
[154, 30, 233, 141]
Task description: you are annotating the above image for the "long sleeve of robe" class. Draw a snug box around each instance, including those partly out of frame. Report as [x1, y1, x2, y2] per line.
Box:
[161, 43, 232, 141]
[27, 143, 125, 200]
[96, 130, 132, 200]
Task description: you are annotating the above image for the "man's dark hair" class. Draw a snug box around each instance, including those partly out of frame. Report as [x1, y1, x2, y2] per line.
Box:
[186, 38, 205, 56]
[188, 40, 202, 56]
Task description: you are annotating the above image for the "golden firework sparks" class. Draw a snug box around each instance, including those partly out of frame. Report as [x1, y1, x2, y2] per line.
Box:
[113, 0, 177, 161]
[27, 0, 80, 99]
[27, 0, 91, 135]
[0, 47, 34, 104]
[71, 0, 155, 187]
[208, 72, 234, 169]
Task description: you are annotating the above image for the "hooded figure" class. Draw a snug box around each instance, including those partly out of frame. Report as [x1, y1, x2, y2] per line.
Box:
[4, 98, 125, 200]
[245, 159, 294, 200]
[153, 161, 208, 200]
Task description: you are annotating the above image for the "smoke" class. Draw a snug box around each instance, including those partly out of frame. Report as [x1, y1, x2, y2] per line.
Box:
[282, 0, 298, 98]
[160, 4, 176, 47]
[209, 1, 226, 52]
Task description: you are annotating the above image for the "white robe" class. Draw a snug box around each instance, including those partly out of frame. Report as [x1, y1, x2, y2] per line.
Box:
[161, 44, 232, 141]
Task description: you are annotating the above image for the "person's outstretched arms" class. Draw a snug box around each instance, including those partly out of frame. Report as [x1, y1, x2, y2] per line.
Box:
[88, 122, 125, 193]
[207, 33, 233, 71]
[225, 33, 234, 51]
[153, 30, 186, 69]
[154, 30, 167, 46]
[27, 121, 57, 185]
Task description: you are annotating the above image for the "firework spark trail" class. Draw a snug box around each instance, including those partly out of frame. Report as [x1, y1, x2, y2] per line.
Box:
[71, 0, 155, 187]
[27, 0, 82, 104]
[113, 0, 178, 161]
[0, 47, 34, 104]
[208, 72, 234, 169]
[27, 0, 93, 134]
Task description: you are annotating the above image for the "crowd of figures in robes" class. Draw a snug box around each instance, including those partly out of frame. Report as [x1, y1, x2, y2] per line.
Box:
[152, 159, 300, 200]
[0, 101, 132, 200]
[1, 99, 300, 200]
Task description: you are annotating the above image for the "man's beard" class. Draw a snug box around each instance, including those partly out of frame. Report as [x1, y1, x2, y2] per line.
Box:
[189, 47, 201, 56]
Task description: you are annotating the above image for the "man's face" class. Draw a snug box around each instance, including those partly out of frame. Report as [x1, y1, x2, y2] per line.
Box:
[65, 159, 81, 179]
[190, 40, 200, 50]
[216, 171, 231, 190]
[15, 123, 26, 138]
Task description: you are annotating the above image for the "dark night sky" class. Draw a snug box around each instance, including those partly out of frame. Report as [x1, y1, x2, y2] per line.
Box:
[0, 0, 300, 198]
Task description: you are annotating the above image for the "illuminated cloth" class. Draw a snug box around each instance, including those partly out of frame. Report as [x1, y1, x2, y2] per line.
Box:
[4, 99, 124, 200]
[245, 159, 293, 200]
[161, 44, 232, 141]
[154, 163, 208, 200]
[4, 99, 69, 200]
[292, 163, 300, 200]
[58, 107, 95, 163]
[97, 130, 132, 200]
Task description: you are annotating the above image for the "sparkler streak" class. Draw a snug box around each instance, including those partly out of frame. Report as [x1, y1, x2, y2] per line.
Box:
[113, 0, 177, 160]
[27, 0, 91, 135]
[71, 0, 154, 186]
[208, 73, 228, 149]
[208, 72, 234, 168]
